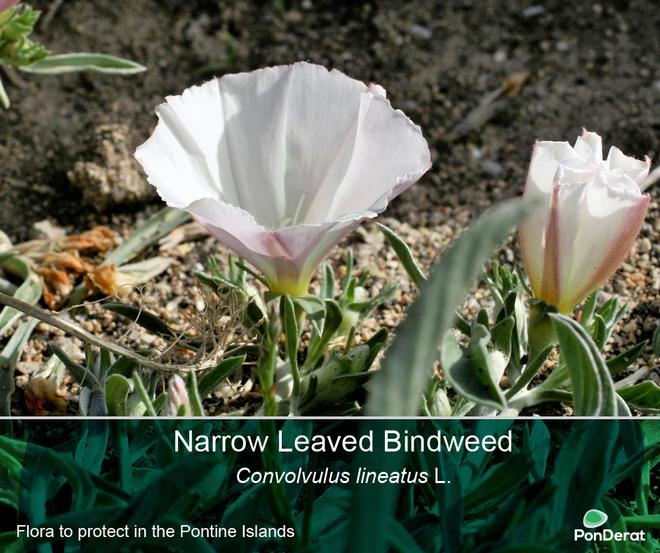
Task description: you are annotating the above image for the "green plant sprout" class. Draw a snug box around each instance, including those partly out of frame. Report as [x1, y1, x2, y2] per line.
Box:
[0, 2, 145, 108]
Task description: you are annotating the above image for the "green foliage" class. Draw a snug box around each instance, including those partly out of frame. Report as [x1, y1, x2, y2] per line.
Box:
[21, 52, 145, 74]
[104, 302, 176, 338]
[348, 420, 660, 553]
[442, 328, 507, 411]
[379, 207, 651, 417]
[0, 319, 36, 416]
[0, 254, 42, 335]
[368, 198, 532, 416]
[618, 382, 660, 415]
[549, 314, 617, 416]
[197, 355, 246, 399]
[378, 222, 426, 288]
[0, 4, 47, 68]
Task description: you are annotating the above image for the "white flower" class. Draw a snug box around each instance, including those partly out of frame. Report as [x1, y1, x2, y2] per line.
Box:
[135, 62, 431, 295]
[520, 130, 651, 313]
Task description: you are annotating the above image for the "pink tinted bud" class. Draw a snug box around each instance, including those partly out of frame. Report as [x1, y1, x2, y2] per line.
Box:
[165, 375, 191, 416]
[520, 130, 651, 313]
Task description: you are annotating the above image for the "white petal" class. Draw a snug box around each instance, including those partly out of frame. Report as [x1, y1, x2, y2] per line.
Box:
[606, 146, 651, 185]
[574, 129, 603, 161]
[270, 63, 371, 226]
[559, 177, 649, 311]
[524, 141, 579, 196]
[367, 83, 387, 98]
[520, 141, 577, 293]
[322, 94, 431, 220]
[134, 80, 226, 208]
[553, 181, 588, 305]
[137, 62, 430, 230]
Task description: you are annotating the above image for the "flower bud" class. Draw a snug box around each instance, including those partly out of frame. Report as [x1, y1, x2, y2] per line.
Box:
[164, 375, 191, 416]
[520, 130, 651, 313]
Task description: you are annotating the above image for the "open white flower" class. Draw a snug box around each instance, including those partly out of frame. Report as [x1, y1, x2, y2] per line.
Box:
[135, 62, 431, 296]
[520, 130, 651, 313]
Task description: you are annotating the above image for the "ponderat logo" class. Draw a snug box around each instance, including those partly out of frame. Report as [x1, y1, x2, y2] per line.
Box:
[574, 509, 645, 543]
[583, 509, 608, 529]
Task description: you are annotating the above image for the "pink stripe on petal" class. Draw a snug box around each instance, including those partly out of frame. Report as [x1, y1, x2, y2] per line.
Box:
[561, 194, 651, 311]
[539, 184, 562, 308]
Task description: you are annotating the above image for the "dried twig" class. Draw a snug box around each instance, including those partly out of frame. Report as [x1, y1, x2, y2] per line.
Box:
[40, 0, 65, 31]
[0, 66, 27, 89]
[0, 289, 220, 372]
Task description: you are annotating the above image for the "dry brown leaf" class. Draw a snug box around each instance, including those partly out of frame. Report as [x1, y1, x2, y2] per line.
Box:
[24, 377, 69, 415]
[61, 226, 117, 253]
[43, 251, 92, 274]
[84, 264, 134, 298]
[39, 267, 74, 309]
[504, 70, 530, 97]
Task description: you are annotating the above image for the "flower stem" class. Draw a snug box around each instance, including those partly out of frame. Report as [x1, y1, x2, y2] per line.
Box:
[280, 296, 304, 415]
[527, 300, 557, 362]
[257, 339, 278, 416]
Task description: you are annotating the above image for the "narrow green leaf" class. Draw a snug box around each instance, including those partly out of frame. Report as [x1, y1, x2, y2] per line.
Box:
[367, 198, 533, 416]
[607, 341, 648, 376]
[467, 324, 507, 399]
[51, 345, 102, 391]
[580, 292, 597, 328]
[104, 302, 175, 337]
[491, 315, 515, 362]
[0, 74, 10, 109]
[106, 208, 190, 267]
[653, 325, 660, 357]
[618, 381, 660, 414]
[0, 255, 42, 334]
[117, 256, 174, 285]
[378, 223, 426, 289]
[303, 300, 343, 371]
[197, 355, 246, 398]
[187, 370, 204, 416]
[293, 295, 325, 321]
[131, 371, 157, 417]
[505, 345, 553, 400]
[282, 296, 300, 376]
[321, 263, 335, 299]
[22, 52, 146, 75]
[592, 314, 608, 350]
[550, 313, 617, 416]
[341, 249, 354, 291]
[0, 319, 37, 416]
